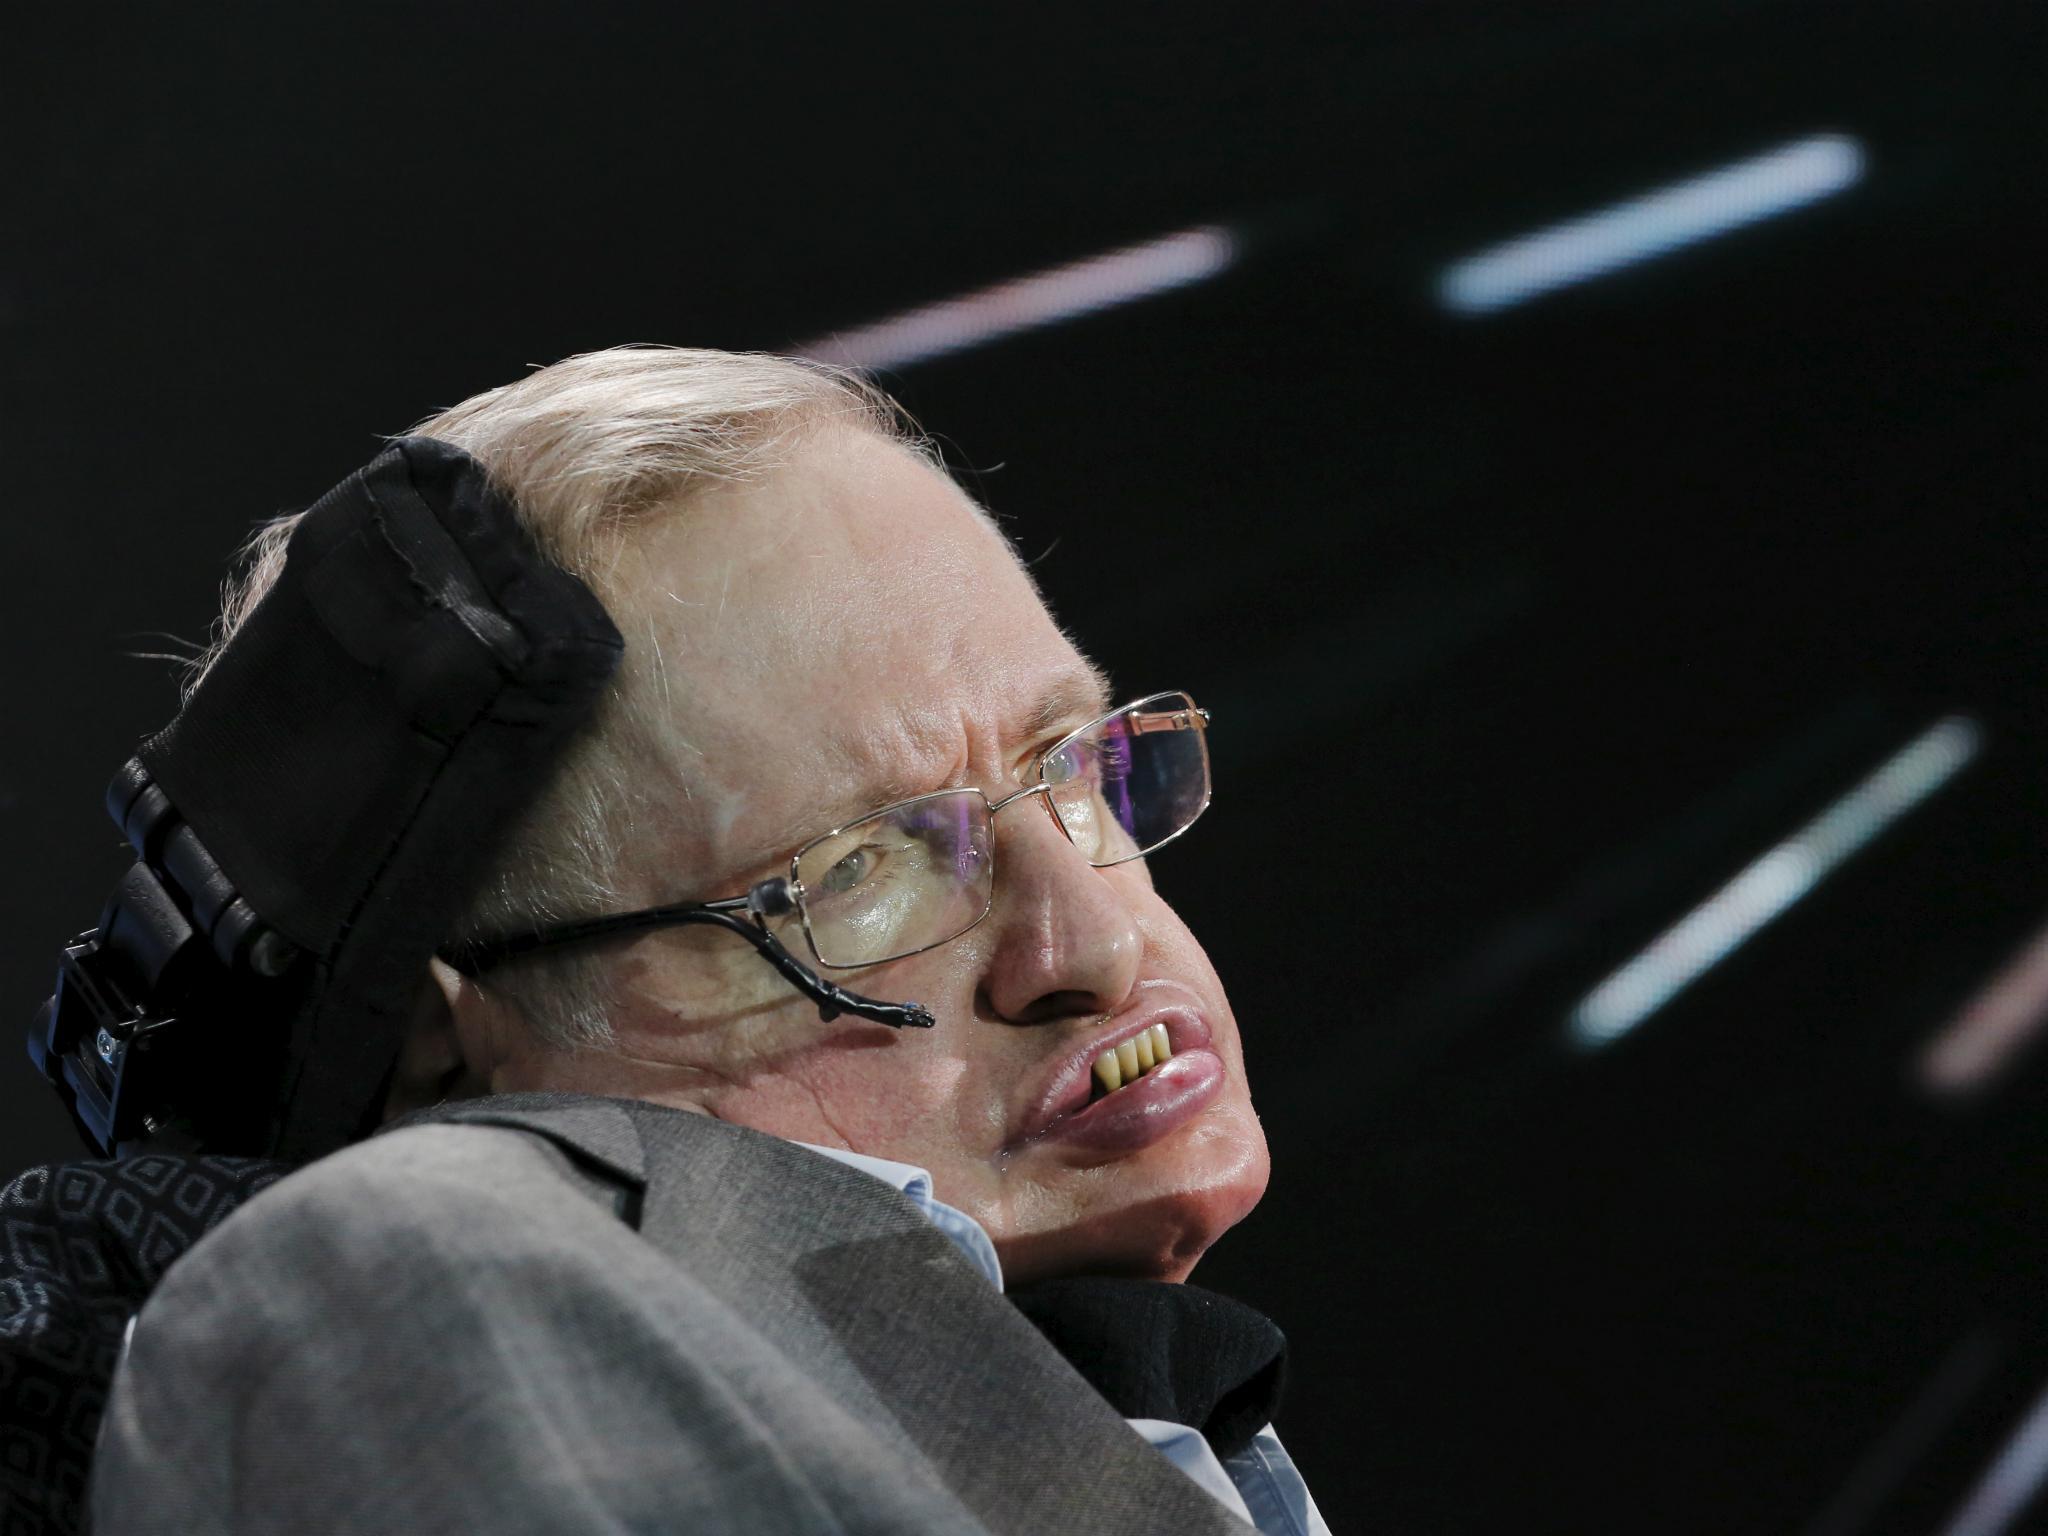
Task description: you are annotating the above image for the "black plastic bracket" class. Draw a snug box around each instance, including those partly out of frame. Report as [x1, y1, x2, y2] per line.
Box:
[27, 759, 302, 1157]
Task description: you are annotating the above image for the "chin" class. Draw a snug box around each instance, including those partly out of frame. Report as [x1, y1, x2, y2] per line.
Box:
[999, 1115, 1270, 1286]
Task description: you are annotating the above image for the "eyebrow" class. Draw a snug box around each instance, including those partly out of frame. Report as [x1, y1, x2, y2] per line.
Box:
[719, 659, 1118, 888]
[1017, 658, 1116, 747]
[854, 660, 1115, 808]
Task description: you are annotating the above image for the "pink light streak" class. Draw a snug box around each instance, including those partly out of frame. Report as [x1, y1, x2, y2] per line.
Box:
[1920, 909, 2048, 1097]
[797, 224, 1238, 372]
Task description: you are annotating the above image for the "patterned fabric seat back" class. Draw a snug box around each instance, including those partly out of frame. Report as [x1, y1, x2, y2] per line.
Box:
[0, 1155, 291, 1535]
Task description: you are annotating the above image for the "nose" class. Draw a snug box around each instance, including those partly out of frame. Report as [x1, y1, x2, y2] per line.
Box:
[977, 785, 1144, 1024]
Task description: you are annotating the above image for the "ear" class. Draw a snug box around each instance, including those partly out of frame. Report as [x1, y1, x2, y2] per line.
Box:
[380, 960, 497, 1121]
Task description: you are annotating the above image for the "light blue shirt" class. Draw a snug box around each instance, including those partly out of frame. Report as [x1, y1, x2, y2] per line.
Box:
[801, 1144, 1333, 1536]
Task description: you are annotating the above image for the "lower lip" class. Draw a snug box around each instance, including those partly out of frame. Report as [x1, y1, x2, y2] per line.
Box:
[1029, 1049, 1226, 1156]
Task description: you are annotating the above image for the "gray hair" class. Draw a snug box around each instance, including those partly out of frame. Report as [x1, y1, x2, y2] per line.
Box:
[196, 346, 930, 1049]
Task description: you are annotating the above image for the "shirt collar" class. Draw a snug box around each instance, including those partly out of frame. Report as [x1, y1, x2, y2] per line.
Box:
[795, 1141, 1005, 1293]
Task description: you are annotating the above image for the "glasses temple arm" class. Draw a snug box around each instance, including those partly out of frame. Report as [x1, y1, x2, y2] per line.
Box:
[438, 905, 933, 1030]
[1125, 705, 1210, 734]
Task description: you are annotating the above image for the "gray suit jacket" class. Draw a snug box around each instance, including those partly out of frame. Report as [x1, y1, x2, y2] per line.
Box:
[91, 1093, 1255, 1534]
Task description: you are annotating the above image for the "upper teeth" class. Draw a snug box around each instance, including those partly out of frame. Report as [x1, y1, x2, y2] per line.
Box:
[1092, 1023, 1173, 1097]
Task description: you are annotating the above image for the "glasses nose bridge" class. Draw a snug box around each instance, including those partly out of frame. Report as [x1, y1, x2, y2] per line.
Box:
[985, 781, 1072, 843]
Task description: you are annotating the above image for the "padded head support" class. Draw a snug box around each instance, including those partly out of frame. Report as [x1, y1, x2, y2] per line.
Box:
[32, 437, 622, 1160]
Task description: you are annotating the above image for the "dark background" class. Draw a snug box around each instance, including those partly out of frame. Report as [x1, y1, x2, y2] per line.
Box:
[9, 4, 2048, 1532]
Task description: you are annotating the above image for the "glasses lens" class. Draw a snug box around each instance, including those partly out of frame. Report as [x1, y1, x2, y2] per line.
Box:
[795, 790, 994, 967]
[1043, 692, 1211, 865]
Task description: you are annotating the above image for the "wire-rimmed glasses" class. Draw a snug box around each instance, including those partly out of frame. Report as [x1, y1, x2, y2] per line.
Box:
[744, 689, 1211, 968]
[440, 691, 1213, 1028]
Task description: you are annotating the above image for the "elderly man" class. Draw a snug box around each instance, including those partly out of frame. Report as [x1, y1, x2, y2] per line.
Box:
[88, 348, 1327, 1534]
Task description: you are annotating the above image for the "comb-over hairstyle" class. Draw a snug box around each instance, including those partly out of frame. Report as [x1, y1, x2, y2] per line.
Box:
[198, 346, 932, 1049]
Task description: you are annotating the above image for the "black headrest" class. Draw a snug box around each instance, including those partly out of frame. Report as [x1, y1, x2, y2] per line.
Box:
[30, 437, 623, 1160]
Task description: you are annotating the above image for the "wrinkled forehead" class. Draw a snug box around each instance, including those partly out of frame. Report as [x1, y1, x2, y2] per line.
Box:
[610, 428, 1105, 886]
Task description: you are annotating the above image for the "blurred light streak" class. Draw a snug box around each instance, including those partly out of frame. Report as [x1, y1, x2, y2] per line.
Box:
[1569, 717, 1981, 1050]
[1919, 911, 2048, 1096]
[1800, 1333, 2003, 1536]
[1438, 132, 1866, 316]
[797, 224, 1238, 371]
[1937, 1373, 2048, 1536]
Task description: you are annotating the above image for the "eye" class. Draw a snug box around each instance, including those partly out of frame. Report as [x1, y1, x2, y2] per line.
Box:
[818, 843, 885, 896]
[1044, 738, 1096, 787]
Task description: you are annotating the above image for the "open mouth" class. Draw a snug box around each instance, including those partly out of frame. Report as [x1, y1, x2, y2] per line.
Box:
[1009, 1004, 1225, 1155]
[1089, 1022, 1174, 1101]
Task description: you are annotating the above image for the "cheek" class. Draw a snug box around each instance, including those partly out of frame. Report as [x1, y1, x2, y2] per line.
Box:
[771, 948, 1029, 1162]
[609, 930, 800, 1062]
[779, 946, 1007, 1153]
[779, 1039, 987, 1152]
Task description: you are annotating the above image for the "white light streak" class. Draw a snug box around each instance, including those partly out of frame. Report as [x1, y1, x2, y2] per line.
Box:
[1937, 1373, 2048, 1536]
[1570, 717, 1982, 1050]
[1438, 132, 1867, 316]
[797, 224, 1239, 372]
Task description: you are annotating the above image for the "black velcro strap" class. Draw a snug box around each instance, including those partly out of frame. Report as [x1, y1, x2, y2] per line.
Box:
[138, 437, 622, 1159]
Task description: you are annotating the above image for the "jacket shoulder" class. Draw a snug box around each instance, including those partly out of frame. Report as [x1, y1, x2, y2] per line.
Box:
[172, 1118, 628, 1290]
[92, 1122, 846, 1535]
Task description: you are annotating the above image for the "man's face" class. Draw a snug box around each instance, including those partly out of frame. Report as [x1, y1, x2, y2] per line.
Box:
[515, 426, 1268, 1284]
